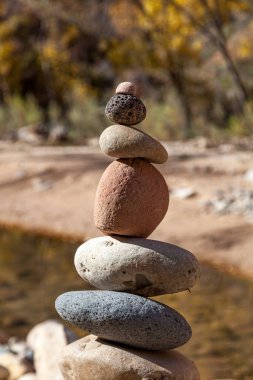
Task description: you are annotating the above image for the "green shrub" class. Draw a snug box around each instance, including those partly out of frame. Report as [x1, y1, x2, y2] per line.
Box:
[228, 102, 253, 136]
[141, 94, 185, 140]
[66, 96, 107, 141]
[0, 95, 42, 137]
[1, 93, 253, 143]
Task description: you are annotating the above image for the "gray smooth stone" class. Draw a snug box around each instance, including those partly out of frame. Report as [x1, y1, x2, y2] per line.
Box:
[74, 236, 200, 296]
[55, 291, 191, 350]
[105, 94, 146, 126]
[99, 125, 168, 164]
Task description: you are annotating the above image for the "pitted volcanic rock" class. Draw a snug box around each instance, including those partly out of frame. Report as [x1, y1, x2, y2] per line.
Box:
[105, 94, 146, 126]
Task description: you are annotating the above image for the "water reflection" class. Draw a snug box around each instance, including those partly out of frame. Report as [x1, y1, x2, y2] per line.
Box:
[0, 227, 253, 379]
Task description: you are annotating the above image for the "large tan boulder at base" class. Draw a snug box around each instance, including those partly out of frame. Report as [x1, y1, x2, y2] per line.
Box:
[59, 335, 200, 380]
[27, 320, 77, 380]
[94, 158, 169, 238]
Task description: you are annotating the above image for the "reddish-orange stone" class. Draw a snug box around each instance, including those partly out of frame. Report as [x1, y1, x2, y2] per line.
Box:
[94, 158, 169, 238]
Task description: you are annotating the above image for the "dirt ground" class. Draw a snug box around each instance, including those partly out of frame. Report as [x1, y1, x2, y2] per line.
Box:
[0, 140, 253, 280]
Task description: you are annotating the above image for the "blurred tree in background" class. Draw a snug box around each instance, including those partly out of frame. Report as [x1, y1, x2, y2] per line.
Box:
[0, 0, 252, 140]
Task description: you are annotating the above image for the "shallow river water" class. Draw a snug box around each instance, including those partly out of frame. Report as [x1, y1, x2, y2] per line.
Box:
[0, 227, 253, 379]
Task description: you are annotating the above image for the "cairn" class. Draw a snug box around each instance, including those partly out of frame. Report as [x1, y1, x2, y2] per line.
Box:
[56, 82, 200, 379]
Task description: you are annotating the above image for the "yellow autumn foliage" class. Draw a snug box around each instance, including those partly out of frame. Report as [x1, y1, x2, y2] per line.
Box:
[0, 0, 252, 137]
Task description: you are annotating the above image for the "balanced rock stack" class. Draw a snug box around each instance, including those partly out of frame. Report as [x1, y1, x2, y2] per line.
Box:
[55, 82, 201, 380]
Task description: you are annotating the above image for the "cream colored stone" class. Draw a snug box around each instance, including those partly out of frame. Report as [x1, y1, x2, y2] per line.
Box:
[18, 374, 37, 380]
[99, 125, 168, 164]
[27, 320, 76, 380]
[74, 236, 200, 296]
[59, 335, 200, 380]
[0, 353, 27, 380]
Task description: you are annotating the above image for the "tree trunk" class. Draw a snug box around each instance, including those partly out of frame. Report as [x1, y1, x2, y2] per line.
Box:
[170, 0, 249, 112]
[217, 39, 248, 111]
[169, 70, 194, 137]
[199, 0, 249, 110]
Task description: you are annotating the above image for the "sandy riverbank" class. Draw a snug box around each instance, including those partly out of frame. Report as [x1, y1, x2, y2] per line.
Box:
[1, 141, 253, 280]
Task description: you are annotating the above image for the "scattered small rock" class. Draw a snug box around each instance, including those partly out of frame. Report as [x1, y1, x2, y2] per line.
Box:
[244, 168, 253, 182]
[14, 169, 27, 180]
[8, 338, 33, 363]
[32, 178, 53, 192]
[0, 347, 9, 356]
[17, 124, 48, 144]
[27, 320, 77, 380]
[218, 144, 235, 153]
[171, 187, 197, 199]
[0, 352, 30, 380]
[202, 187, 253, 222]
[49, 126, 68, 143]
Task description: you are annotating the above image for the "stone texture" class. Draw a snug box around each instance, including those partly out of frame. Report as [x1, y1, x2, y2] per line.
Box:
[0, 331, 8, 345]
[99, 125, 168, 164]
[0, 353, 29, 380]
[59, 335, 200, 380]
[116, 82, 137, 96]
[0, 365, 9, 380]
[27, 320, 77, 380]
[8, 339, 32, 362]
[74, 236, 200, 296]
[94, 158, 169, 237]
[105, 94, 146, 126]
[55, 291, 191, 350]
[18, 374, 37, 380]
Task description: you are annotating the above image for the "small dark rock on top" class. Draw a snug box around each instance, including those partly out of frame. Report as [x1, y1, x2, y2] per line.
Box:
[105, 94, 146, 126]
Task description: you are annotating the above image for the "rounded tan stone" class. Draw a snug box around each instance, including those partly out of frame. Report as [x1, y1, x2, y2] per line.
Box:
[94, 158, 169, 237]
[99, 125, 168, 164]
[59, 335, 200, 380]
[115, 81, 137, 96]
